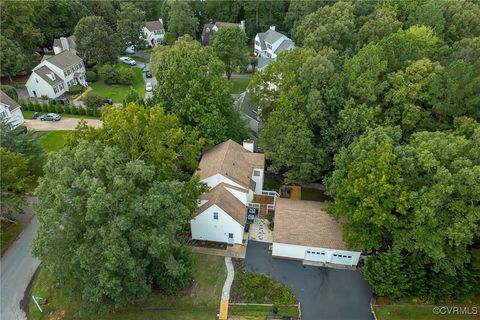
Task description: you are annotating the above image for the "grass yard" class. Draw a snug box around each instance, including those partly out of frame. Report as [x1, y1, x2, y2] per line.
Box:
[0, 220, 23, 256]
[89, 64, 145, 103]
[374, 304, 479, 320]
[22, 110, 100, 120]
[29, 253, 226, 320]
[228, 77, 251, 94]
[125, 54, 148, 63]
[229, 304, 299, 317]
[37, 131, 70, 152]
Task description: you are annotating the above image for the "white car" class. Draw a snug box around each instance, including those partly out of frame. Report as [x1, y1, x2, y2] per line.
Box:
[119, 56, 136, 66]
[146, 82, 153, 92]
[125, 45, 135, 54]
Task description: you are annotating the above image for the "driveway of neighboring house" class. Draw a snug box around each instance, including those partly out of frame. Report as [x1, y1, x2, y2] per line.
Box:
[24, 118, 102, 131]
[245, 241, 373, 320]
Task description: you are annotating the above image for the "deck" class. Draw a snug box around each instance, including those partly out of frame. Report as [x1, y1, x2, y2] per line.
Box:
[252, 194, 275, 216]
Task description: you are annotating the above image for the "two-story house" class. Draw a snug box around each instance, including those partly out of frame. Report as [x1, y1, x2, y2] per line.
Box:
[201, 20, 245, 45]
[0, 90, 24, 128]
[53, 35, 76, 55]
[25, 50, 87, 99]
[254, 26, 295, 71]
[191, 139, 278, 245]
[142, 18, 165, 47]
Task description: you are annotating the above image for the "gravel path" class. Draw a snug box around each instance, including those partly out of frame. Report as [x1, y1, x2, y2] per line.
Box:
[24, 118, 102, 131]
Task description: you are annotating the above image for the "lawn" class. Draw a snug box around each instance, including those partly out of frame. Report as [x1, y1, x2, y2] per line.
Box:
[22, 110, 100, 120]
[374, 304, 479, 320]
[0, 220, 23, 256]
[89, 64, 145, 103]
[29, 253, 226, 320]
[228, 77, 251, 94]
[37, 131, 70, 152]
[125, 54, 148, 63]
[229, 304, 299, 317]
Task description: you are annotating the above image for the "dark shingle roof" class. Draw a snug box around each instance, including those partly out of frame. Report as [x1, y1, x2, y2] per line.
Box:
[0, 90, 20, 111]
[33, 66, 63, 86]
[275, 39, 295, 53]
[257, 57, 273, 70]
[53, 35, 76, 51]
[145, 20, 164, 32]
[239, 92, 258, 121]
[44, 50, 82, 70]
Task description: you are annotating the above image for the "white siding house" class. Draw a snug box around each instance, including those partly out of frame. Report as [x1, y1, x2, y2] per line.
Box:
[143, 19, 165, 47]
[272, 198, 361, 267]
[0, 91, 24, 128]
[191, 139, 268, 245]
[254, 26, 295, 71]
[53, 35, 76, 55]
[26, 50, 86, 99]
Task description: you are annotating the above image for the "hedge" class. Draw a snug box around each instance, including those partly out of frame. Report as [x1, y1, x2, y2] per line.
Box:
[20, 100, 101, 118]
[68, 84, 84, 94]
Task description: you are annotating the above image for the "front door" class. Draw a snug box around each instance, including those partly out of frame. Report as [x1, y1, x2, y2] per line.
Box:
[227, 233, 234, 246]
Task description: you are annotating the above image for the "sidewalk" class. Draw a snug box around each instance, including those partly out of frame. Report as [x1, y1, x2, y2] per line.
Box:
[219, 257, 234, 320]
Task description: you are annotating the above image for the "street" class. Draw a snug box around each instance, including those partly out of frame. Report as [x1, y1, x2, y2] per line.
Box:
[0, 202, 40, 320]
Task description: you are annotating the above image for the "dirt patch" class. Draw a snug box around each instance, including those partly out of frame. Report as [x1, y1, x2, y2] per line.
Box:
[24, 118, 102, 131]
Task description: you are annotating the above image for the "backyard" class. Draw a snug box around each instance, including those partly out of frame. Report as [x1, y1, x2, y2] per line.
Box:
[228, 77, 251, 94]
[29, 253, 226, 320]
[37, 131, 69, 152]
[89, 64, 145, 103]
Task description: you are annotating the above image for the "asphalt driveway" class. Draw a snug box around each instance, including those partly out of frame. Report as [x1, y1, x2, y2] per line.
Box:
[245, 241, 373, 320]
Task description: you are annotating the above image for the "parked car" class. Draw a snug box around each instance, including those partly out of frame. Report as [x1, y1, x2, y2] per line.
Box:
[146, 82, 153, 92]
[40, 113, 61, 121]
[103, 98, 113, 105]
[125, 45, 135, 54]
[145, 70, 152, 78]
[119, 56, 136, 66]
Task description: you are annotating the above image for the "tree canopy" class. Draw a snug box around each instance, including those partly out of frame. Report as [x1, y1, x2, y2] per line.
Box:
[212, 26, 248, 79]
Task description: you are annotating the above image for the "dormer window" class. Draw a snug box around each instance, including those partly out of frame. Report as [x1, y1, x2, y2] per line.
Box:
[267, 43, 272, 50]
[47, 72, 56, 81]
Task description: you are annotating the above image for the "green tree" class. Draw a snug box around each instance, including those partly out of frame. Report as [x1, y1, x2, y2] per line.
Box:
[292, 1, 355, 52]
[1, 85, 19, 102]
[203, 0, 242, 23]
[150, 36, 246, 145]
[212, 26, 248, 79]
[241, 0, 286, 36]
[123, 89, 142, 105]
[74, 16, 120, 65]
[356, 5, 402, 47]
[32, 141, 198, 313]
[70, 103, 204, 181]
[164, 0, 198, 38]
[83, 92, 104, 109]
[407, 0, 445, 36]
[116, 2, 145, 48]
[442, 0, 480, 44]
[364, 249, 411, 299]
[0, 36, 26, 82]
[0, 148, 29, 221]
[284, 0, 324, 31]
[82, 0, 117, 30]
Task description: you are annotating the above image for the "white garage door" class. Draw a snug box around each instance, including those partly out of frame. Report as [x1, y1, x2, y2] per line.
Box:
[331, 252, 353, 265]
[304, 249, 328, 262]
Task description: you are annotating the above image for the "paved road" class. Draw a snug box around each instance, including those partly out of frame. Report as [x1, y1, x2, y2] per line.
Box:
[1, 204, 41, 320]
[24, 117, 102, 131]
[245, 241, 373, 320]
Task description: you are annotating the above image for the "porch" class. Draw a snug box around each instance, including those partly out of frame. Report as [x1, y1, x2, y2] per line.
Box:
[248, 190, 279, 217]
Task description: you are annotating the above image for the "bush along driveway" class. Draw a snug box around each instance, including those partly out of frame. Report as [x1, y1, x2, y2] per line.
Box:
[245, 241, 373, 320]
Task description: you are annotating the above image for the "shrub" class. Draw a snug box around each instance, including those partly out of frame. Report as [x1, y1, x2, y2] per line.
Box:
[48, 103, 56, 113]
[83, 92, 103, 109]
[1, 85, 18, 101]
[55, 105, 63, 114]
[68, 84, 84, 95]
[40, 95, 49, 100]
[72, 106, 80, 115]
[98, 64, 118, 83]
[86, 70, 98, 82]
[116, 68, 135, 85]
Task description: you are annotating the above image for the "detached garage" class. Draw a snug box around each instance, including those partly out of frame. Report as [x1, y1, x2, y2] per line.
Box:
[272, 198, 361, 267]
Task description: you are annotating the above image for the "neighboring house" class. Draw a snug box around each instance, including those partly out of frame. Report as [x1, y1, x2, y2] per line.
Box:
[235, 91, 260, 135]
[201, 20, 245, 45]
[254, 26, 295, 71]
[25, 50, 87, 99]
[53, 35, 76, 55]
[0, 90, 25, 128]
[142, 18, 165, 47]
[272, 198, 362, 267]
[191, 139, 277, 245]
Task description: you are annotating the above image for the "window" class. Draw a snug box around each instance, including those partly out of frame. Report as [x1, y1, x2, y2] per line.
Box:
[54, 87, 58, 94]
[333, 254, 337, 257]
[321, 252, 325, 255]
[64, 71, 67, 77]
[348, 256, 352, 258]
[35, 78, 39, 83]
[255, 40, 260, 46]
[1, 110, 8, 118]
[307, 251, 311, 253]
[253, 170, 260, 176]
[267, 43, 272, 50]
[228, 233, 233, 239]
[213, 212, 218, 220]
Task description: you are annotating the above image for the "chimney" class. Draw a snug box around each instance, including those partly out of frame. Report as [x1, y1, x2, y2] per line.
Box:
[159, 18, 163, 26]
[60, 37, 69, 51]
[243, 139, 254, 152]
[269, 25, 276, 31]
[240, 20, 245, 31]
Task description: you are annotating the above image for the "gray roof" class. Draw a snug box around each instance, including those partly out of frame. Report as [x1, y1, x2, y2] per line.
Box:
[264, 29, 286, 45]
[41, 55, 54, 62]
[239, 91, 258, 121]
[145, 20, 164, 32]
[0, 90, 20, 111]
[256, 32, 267, 50]
[257, 57, 273, 70]
[275, 39, 295, 53]
[53, 35, 76, 51]
[33, 66, 63, 86]
[44, 50, 82, 70]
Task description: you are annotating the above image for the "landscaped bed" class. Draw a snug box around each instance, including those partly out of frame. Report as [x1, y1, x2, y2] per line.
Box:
[29, 253, 226, 320]
[189, 239, 227, 250]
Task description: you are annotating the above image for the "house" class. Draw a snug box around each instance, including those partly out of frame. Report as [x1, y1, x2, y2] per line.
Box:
[0, 90, 25, 128]
[201, 20, 245, 45]
[191, 139, 278, 245]
[254, 26, 295, 71]
[25, 50, 86, 99]
[142, 18, 165, 47]
[53, 35, 76, 55]
[235, 91, 260, 135]
[272, 198, 361, 267]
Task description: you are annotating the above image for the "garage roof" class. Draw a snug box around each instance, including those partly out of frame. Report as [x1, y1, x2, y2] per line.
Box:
[273, 198, 347, 250]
